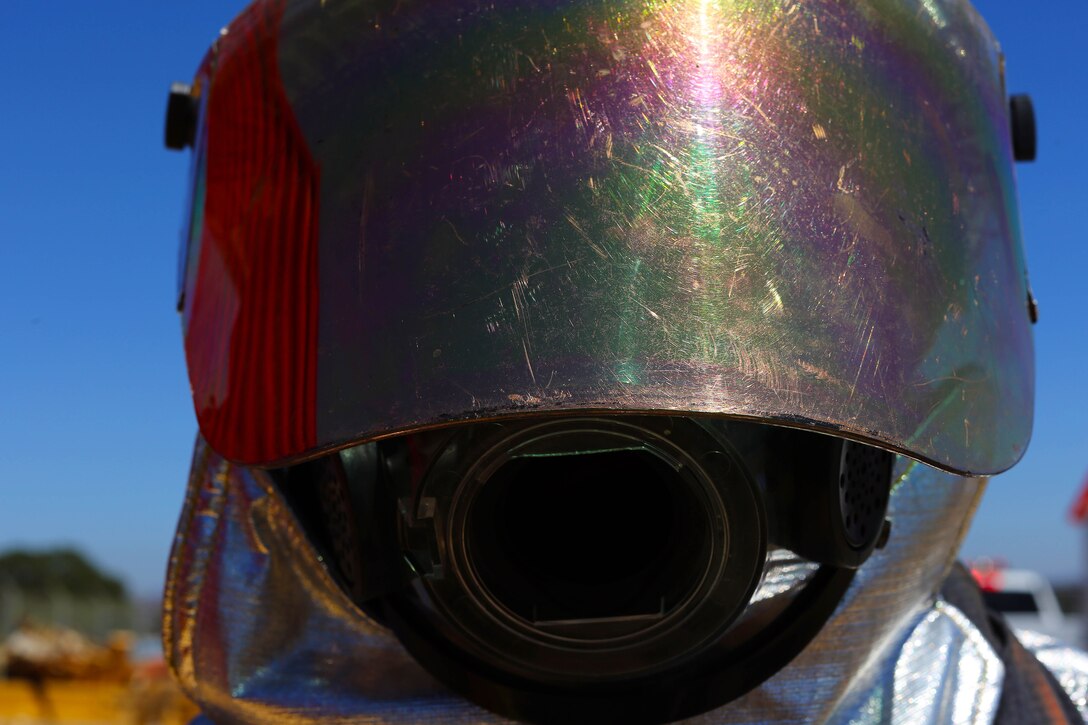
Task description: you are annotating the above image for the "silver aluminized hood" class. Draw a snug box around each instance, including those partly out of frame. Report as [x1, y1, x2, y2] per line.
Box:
[164, 437, 1000, 723]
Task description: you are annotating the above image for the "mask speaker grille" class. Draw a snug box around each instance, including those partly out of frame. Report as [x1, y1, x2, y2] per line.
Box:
[839, 442, 893, 549]
[318, 466, 362, 598]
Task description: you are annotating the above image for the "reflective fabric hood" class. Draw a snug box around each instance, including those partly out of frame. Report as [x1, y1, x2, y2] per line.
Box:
[178, 0, 1033, 473]
[164, 438, 996, 723]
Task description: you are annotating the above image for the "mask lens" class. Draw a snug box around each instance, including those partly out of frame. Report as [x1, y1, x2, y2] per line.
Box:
[467, 448, 711, 632]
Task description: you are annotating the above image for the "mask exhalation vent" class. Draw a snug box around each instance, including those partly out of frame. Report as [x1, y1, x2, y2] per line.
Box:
[839, 442, 893, 549]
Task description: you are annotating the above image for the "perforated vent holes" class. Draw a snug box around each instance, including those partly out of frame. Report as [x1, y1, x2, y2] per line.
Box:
[318, 464, 363, 597]
[839, 443, 893, 549]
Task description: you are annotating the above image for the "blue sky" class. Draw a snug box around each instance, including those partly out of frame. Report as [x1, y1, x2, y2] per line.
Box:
[0, 2, 1085, 597]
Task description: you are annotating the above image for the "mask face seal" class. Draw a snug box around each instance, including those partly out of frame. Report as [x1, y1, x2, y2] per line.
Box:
[275, 416, 893, 724]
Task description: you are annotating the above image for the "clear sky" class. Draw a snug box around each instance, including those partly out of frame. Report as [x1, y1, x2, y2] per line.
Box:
[0, 2, 1085, 598]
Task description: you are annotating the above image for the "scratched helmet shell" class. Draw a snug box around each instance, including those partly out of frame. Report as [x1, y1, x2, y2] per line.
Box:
[175, 0, 1033, 474]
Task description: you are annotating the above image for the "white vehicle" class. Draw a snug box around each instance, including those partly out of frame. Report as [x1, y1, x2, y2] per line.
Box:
[974, 566, 1082, 646]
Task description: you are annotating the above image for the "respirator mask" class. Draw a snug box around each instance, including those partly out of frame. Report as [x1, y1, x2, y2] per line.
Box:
[277, 415, 893, 723]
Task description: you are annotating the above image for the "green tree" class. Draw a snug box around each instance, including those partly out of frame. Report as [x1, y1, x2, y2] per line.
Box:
[0, 548, 126, 600]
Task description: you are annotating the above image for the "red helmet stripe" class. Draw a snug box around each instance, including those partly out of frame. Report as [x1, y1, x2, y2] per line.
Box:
[185, 0, 319, 463]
